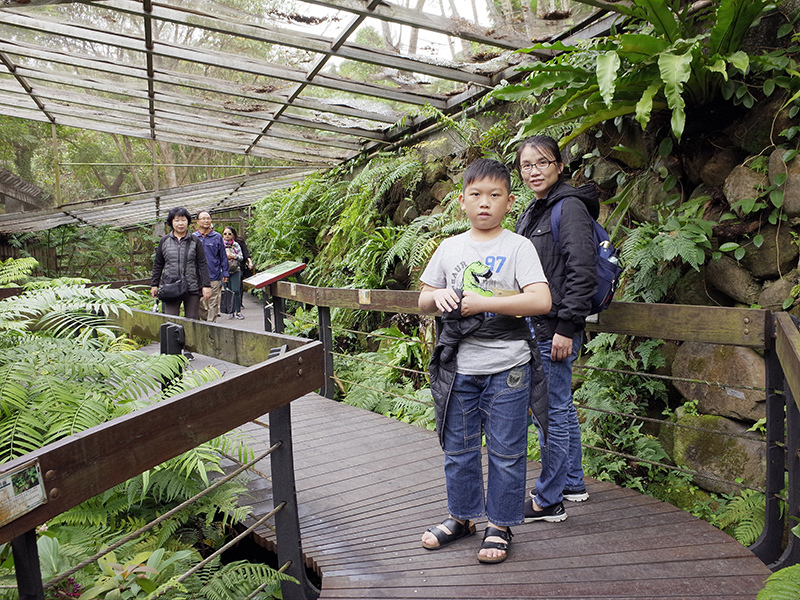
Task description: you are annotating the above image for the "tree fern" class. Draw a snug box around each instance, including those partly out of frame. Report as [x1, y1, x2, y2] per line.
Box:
[0, 256, 38, 286]
[714, 488, 765, 545]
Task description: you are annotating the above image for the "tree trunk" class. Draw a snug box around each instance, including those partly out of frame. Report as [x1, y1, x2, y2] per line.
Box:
[113, 135, 147, 192]
[158, 142, 179, 189]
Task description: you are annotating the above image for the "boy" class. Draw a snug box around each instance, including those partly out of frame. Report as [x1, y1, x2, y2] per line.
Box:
[419, 158, 551, 564]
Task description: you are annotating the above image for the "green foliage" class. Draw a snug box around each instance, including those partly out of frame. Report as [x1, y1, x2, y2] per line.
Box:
[618, 194, 716, 302]
[574, 334, 670, 491]
[81, 548, 194, 599]
[334, 322, 435, 430]
[11, 224, 155, 281]
[758, 564, 800, 600]
[0, 257, 38, 286]
[494, 0, 773, 143]
[249, 150, 424, 292]
[757, 523, 800, 598]
[0, 280, 281, 600]
[713, 488, 765, 545]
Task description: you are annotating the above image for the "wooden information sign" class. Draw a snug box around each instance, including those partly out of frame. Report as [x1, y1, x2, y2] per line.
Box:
[0, 460, 46, 528]
[243, 261, 306, 290]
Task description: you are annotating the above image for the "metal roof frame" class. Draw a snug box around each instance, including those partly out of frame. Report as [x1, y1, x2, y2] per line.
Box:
[0, 0, 612, 232]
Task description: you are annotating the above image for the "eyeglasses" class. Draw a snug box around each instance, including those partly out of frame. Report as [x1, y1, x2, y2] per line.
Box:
[520, 160, 557, 172]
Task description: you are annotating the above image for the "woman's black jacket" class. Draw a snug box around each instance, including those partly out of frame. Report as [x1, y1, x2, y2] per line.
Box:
[515, 179, 599, 341]
[151, 233, 210, 294]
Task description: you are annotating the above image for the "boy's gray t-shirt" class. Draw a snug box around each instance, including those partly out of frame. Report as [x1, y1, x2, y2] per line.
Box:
[421, 229, 547, 375]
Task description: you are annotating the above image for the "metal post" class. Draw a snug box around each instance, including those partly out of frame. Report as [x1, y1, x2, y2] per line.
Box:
[264, 302, 274, 333]
[51, 123, 61, 207]
[771, 385, 800, 570]
[11, 529, 44, 600]
[750, 343, 786, 565]
[268, 346, 319, 600]
[160, 322, 185, 390]
[273, 295, 286, 334]
[160, 322, 184, 355]
[317, 306, 335, 399]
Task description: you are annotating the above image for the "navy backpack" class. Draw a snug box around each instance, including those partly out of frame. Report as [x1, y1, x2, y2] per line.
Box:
[550, 199, 622, 314]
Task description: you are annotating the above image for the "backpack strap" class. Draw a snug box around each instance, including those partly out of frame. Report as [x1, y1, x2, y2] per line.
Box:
[549, 198, 566, 251]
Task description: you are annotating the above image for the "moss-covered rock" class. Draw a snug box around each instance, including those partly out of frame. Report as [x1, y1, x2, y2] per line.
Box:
[670, 413, 765, 495]
[671, 341, 765, 423]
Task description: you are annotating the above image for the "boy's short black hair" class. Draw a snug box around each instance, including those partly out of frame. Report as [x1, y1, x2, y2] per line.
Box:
[463, 158, 511, 194]
[166, 206, 192, 228]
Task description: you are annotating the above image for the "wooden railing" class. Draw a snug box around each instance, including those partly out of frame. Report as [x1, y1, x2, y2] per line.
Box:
[1, 281, 798, 600]
[269, 280, 800, 570]
[0, 308, 324, 600]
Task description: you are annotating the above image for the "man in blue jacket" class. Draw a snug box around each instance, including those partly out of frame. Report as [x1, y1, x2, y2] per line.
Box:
[194, 211, 229, 322]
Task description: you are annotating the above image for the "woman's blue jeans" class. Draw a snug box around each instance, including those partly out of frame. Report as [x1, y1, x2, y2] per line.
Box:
[533, 332, 585, 508]
[443, 362, 531, 527]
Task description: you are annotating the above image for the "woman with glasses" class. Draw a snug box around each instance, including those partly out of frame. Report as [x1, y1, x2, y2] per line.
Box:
[514, 135, 599, 523]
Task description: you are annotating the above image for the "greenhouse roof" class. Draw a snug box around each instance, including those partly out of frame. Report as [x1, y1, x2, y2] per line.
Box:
[0, 0, 613, 232]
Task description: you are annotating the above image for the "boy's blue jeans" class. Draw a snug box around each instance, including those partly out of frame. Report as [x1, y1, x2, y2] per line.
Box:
[533, 333, 585, 509]
[443, 362, 531, 527]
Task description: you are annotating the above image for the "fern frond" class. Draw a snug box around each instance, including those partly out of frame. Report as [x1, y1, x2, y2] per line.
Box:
[0, 257, 38, 286]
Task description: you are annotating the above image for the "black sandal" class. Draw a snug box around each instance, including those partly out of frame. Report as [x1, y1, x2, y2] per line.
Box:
[477, 526, 513, 564]
[422, 517, 476, 550]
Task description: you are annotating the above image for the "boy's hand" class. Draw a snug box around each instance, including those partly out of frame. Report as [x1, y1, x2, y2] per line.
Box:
[460, 290, 487, 316]
[430, 288, 461, 313]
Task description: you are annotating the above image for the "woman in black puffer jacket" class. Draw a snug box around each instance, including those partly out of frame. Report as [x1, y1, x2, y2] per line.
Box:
[514, 135, 599, 523]
[151, 207, 211, 319]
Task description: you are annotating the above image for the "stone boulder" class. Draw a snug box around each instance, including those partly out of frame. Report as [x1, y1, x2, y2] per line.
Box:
[668, 413, 766, 495]
[725, 96, 797, 155]
[759, 269, 800, 315]
[723, 164, 768, 217]
[701, 147, 747, 189]
[392, 198, 419, 226]
[629, 173, 672, 223]
[671, 341, 765, 423]
[769, 147, 800, 218]
[704, 255, 761, 305]
[674, 267, 734, 307]
[737, 223, 799, 280]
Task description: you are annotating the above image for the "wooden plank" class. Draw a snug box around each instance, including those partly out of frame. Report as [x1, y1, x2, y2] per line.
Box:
[273, 281, 421, 313]
[272, 285, 772, 347]
[583, 302, 769, 348]
[775, 312, 800, 410]
[0, 343, 324, 544]
[113, 308, 308, 365]
[234, 394, 770, 599]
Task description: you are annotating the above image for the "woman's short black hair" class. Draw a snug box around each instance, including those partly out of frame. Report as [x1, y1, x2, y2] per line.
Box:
[515, 135, 563, 171]
[166, 206, 192, 229]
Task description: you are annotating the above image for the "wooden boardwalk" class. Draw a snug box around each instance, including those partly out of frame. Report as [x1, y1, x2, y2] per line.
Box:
[236, 393, 771, 600]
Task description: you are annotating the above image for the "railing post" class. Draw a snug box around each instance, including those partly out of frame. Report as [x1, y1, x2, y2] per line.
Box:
[11, 529, 44, 600]
[268, 346, 319, 600]
[272, 295, 286, 334]
[263, 301, 274, 333]
[750, 332, 786, 565]
[771, 384, 800, 570]
[159, 322, 185, 390]
[159, 322, 184, 355]
[317, 306, 335, 399]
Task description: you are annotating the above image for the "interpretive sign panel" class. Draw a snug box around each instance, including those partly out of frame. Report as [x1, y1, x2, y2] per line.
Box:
[0, 460, 46, 527]
[243, 261, 306, 290]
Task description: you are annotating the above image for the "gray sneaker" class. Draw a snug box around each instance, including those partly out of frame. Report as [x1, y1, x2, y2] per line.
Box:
[529, 485, 589, 502]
